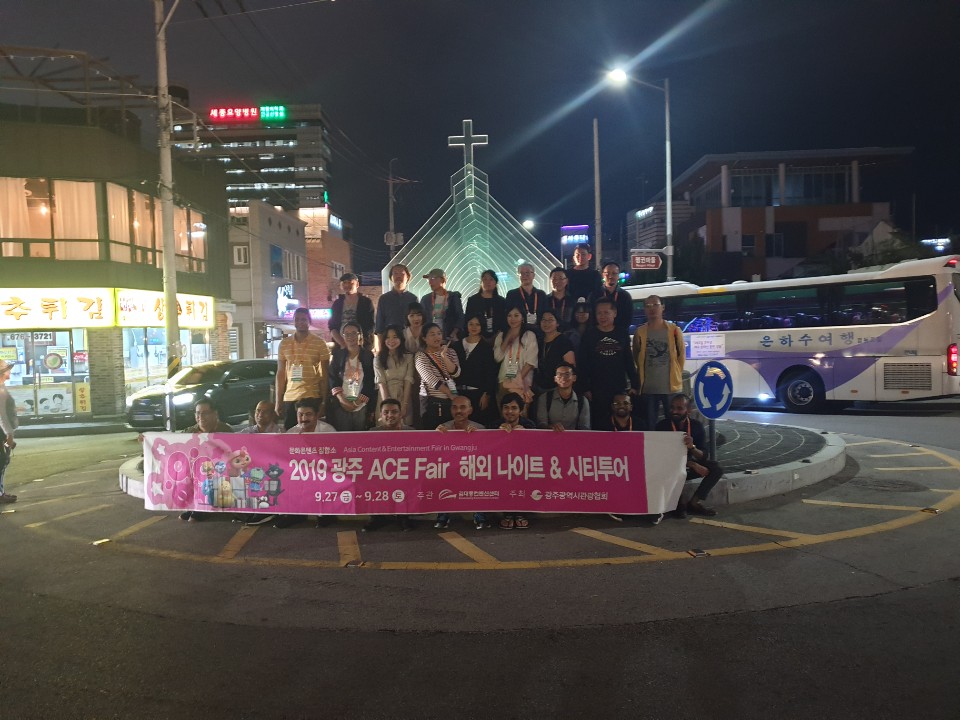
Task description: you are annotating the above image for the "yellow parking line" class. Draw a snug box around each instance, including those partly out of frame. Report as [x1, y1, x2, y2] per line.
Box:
[439, 531, 499, 564]
[931, 489, 954, 493]
[111, 515, 166, 540]
[874, 466, 950, 471]
[802, 499, 925, 512]
[337, 530, 363, 566]
[571, 527, 683, 557]
[866, 452, 928, 458]
[217, 525, 259, 560]
[24, 504, 113, 528]
[844, 440, 895, 446]
[688, 518, 810, 539]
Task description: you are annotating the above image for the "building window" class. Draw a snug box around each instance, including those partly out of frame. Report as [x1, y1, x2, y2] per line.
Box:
[233, 244, 250, 266]
[741, 234, 756, 257]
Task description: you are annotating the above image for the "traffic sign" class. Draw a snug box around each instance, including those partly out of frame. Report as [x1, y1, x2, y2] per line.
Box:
[693, 361, 734, 419]
[631, 253, 662, 271]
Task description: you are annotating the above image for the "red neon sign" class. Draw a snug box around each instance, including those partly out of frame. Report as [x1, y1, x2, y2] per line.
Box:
[208, 106, 260, 122]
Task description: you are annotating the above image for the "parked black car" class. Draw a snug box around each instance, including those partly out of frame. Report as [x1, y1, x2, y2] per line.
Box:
[125, 359, 278, 429]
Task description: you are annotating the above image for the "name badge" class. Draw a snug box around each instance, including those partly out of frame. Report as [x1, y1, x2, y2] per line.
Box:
[486, 317, 494, 333]
[504, 358, 520, 379]
[290, 363, 304, 383]
[526, 312, 537, 325]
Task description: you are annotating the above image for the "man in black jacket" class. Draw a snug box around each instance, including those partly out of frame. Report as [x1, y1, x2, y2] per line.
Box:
[655, 393, 722, 517]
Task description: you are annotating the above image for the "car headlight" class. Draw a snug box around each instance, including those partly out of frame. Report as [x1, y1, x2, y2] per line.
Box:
[125, 396, 134, 408]
[172, 392, 196, 406]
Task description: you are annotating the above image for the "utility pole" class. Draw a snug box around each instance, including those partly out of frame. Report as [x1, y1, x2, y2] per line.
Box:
[593, 118, 603, 269]
[154, 0, 183, 431]
[154, 0, 182, 383]
[384, 157, 403, 259]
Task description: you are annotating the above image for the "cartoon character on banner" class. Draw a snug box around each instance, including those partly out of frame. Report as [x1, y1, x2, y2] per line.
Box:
[145, 435, 244, 510]
[226, 446, 252, 508]
[265, 464, 285, 506]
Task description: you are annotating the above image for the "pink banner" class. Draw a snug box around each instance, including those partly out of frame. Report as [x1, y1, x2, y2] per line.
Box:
[142, 430, 687, 516]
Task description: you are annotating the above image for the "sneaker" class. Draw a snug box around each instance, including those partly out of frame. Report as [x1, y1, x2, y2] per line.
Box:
[607, 513, 623, 522]
[672, 504, 688, 520]
[687, 499, 717, 517]
[475, 520, 490, 530]
[0, 493, 17, 504]
[272, 515, 298, 529]
[179, 510, 193, 521]
[245, 514, 276, 526]
[433, 519, 450, 529]
[650, 512, 664, 526]
[398, 517, 415, 532]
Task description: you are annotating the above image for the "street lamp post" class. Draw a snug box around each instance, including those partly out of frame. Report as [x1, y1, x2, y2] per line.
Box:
[607, 69, 675, 281]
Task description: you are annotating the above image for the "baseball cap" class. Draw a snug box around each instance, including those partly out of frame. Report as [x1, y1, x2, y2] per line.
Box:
[422, 268, 446, 280]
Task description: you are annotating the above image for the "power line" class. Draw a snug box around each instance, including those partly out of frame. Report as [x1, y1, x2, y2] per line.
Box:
[172, 0, 334, 24]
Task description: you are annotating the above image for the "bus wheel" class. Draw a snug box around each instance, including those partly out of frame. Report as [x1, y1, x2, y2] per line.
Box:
[779, 371, 825, 413]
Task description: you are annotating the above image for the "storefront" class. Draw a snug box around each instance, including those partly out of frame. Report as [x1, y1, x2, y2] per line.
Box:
[116, 288, 215, 395]
[0, 287, 215, 418]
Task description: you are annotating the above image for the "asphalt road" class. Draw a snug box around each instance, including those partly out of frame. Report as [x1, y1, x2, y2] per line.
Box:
[1, 419, 959, 719]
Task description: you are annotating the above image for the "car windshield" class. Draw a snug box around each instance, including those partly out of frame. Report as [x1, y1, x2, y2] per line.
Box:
[170, 364, 228, 387]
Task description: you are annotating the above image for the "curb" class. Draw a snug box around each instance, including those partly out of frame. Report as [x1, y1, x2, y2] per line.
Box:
[712, 429, 846, 505]
[119, 457, 145, 499]
[18, 423, 131, 439]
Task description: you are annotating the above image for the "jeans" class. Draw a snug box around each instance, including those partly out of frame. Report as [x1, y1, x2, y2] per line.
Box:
[0, 443, 10, 496]
[639, 393, 670, 431]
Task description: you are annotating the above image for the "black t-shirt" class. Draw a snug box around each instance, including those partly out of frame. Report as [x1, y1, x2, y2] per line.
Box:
[655, 415, 707, 456]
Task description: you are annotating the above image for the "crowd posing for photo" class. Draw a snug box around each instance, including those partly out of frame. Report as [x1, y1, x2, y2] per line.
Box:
[175, 245, 723, 529]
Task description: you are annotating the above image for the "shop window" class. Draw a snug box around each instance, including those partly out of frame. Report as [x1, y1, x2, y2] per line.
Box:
[52, 180, 100, 260]
[108, 183, 132, 263]
[0, 177, 53, 242]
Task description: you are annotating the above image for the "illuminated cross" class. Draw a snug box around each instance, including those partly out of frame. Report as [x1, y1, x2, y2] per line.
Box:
[448, 119, 488, 167]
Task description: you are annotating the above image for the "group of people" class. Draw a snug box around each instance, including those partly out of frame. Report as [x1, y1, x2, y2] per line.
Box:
[176, 242, 723, 529]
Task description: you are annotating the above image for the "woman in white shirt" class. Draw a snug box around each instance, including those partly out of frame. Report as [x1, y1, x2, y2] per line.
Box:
[493, 307, 538, 408]
[375, 325, 415, 427]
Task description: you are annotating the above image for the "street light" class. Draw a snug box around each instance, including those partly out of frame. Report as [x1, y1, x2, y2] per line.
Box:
[606, 67, 674, 281]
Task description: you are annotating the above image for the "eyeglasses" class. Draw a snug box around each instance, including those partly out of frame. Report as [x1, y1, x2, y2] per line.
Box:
[644, 303, 662, 308]
[343, 331, 360, 338]
[555, 372, 574, 379]
[612, 400, 631, 406]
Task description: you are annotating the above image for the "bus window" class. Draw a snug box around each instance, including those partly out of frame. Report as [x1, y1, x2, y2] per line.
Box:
[673, 293, 738, 333]
[747, 287, 823, 329]
[832, 277, 936, 325]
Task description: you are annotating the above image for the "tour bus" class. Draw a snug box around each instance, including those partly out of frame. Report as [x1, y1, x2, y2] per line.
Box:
[625, 255, 960, 412]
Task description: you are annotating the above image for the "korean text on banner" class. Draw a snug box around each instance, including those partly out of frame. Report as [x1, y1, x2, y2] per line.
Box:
[142, 430, 686, 516]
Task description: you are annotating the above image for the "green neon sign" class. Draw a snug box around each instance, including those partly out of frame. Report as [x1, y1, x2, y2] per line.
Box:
[259, 105, 287, 122]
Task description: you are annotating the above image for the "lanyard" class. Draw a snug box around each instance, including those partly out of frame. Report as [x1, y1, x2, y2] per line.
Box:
[426, 350, 452, 380]
[549, 294, 567, 318]
[604, 287, 619, 303]
[670, 417, 691, 435]
[611, 417, 632, 431]
[520, 288, 538, 314]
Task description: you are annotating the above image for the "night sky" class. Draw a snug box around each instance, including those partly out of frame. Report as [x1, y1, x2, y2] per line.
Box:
[2, 0, 957, 270]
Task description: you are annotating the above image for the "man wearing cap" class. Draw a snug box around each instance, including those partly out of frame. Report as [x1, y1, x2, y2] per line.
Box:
[330, 272, 376, 350]
[0, 358, 19, 504]
[504, 263, 549, 328]
[420, 268, 464, 341]
[375, 264, 419, 341]
[567, 244, 602, 303]
[275, 306, 331, 430]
